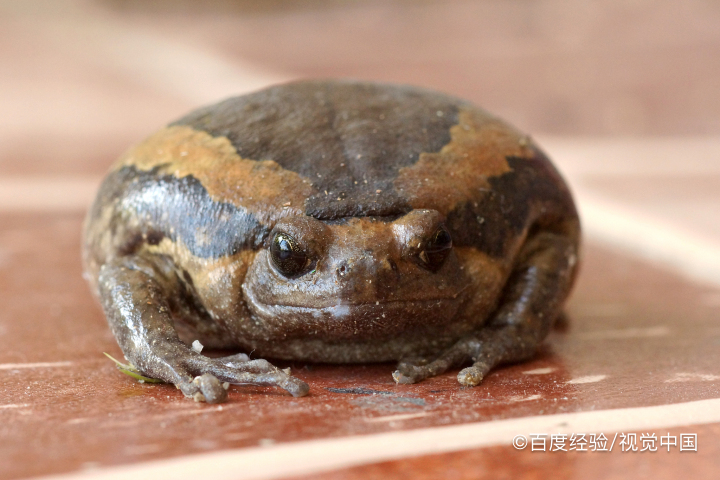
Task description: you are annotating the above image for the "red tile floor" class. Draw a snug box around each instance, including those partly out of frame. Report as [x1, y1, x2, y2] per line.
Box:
[1, 1, 719, 479]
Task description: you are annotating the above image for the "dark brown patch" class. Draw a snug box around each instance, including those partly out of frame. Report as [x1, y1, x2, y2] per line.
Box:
[146, 230, 165, 245]
[182, 269, 195, 288]
[90, 165, 270, 259]
[446, 152, 578, 258]
[117, 232, 144, 256]
[172, 80, 465, 219]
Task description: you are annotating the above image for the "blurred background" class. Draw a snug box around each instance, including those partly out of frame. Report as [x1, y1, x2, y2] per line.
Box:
[2, 0, 720, 280]
[2, 1, 720, 479]
[3, 0, 720, 163]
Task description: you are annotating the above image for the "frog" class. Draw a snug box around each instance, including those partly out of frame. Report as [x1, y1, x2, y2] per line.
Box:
[83, 80, 580, 404]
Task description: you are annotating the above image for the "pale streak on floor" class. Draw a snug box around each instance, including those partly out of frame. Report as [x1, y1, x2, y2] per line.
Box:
[0, 361, 74, 370]
[0, 404, 30, 409]
[365, 412, 431, 423]
[523, 367, 556, 375]
[565, 375, 607, 385]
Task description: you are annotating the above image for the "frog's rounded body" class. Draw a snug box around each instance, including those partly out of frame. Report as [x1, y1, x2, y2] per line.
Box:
[84, 80, 579, 403]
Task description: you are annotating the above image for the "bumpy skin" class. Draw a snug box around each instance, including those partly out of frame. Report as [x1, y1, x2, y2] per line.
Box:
[83, 80, 580, 403]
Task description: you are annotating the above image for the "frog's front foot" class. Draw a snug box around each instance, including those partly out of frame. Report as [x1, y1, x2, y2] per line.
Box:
[98, 258, 310, 403]
[393, 325, 544, 387]
[171, 354, 310, 402]
[393, 337, 483, 385]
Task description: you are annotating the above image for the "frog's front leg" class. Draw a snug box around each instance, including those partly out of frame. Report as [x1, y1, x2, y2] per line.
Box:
[98, 256, 309, 402]
[393, 229, 578, 386]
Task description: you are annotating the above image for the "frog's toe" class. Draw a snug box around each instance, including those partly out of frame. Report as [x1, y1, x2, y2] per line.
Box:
[457, 365, 486, 386]
[177, 373, 228, 403]
[393, 359, 424, 383]
[392, 369, 419, 384]
[394, 340, 478, 384]
[392, 358, 448, 384]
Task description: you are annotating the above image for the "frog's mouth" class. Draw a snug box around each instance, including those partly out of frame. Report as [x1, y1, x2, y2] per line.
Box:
[242, 285, 466, 341]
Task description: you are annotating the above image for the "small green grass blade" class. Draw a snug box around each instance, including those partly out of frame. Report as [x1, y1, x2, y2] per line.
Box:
[103, 352, 164, 383]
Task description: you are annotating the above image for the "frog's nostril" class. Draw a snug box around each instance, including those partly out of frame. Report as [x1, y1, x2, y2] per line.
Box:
[387, 258, 399, 272]
[336, 263, 348, 277]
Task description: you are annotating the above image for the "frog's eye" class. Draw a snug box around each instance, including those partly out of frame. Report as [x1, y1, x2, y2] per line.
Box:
[417, 226, 453, 272]
[270, 232, 310, 277]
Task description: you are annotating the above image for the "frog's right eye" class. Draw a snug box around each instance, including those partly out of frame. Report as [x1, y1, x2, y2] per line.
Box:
[416, 225, 453, 273]
[270, 232, 310, 277]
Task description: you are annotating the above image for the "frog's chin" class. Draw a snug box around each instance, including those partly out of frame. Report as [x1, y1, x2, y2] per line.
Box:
[242, 285, 466, 341]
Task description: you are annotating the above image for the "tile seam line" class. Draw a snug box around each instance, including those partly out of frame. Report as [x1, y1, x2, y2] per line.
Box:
[28, 397, 720, 480]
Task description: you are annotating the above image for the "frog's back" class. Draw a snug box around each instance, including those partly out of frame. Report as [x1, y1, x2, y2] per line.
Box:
[171, 80, 472, 219]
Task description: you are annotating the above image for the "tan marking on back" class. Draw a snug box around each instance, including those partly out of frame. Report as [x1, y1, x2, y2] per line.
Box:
[394, 108, 535, 215]
[115, 125, 316, 222]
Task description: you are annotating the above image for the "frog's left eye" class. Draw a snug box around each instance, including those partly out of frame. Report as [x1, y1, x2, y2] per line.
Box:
[417, 226, 453, 272]
[270, 232, 310, 278]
